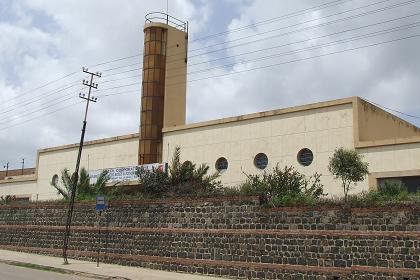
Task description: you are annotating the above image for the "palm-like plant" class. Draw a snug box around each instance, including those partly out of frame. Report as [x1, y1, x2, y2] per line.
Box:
[136, 146, 221, 197]
[51, 167, 109, 200]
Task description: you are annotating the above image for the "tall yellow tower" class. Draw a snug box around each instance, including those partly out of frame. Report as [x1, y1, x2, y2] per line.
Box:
[138, 13, 188, 165]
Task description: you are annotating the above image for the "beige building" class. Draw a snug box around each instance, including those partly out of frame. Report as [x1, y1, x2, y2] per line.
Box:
[1, 15, 420, 200]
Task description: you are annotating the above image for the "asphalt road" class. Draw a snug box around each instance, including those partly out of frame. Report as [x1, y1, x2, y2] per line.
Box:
[0, 263, 94, 280]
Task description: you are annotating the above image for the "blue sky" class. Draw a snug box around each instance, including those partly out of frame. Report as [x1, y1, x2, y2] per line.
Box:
[1, 0, 420, 169]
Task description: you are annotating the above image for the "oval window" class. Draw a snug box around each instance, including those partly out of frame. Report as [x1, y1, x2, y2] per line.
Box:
[254, 153, 268, 169]
[182, 161, 193, 168]
[297, 148, 314, 166]
[51, 174, 59, 186]
[215, 157, 228, 173]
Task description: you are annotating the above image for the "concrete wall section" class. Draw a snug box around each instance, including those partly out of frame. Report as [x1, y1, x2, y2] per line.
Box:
[163, 104, 356, 196]
[0, 134, 139, 201]
[358, 142, 420, 190]
[356, 98, 420, 143]
[35, 134, 139, 200]
[163, 24, 187, 128]
[0, 178, 37, 200]
[0, 198, 418, 279]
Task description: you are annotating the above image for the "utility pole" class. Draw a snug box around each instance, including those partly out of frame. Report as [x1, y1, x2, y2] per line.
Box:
[63, 67, 101, 264]
[21, 158, 24, 175]
[3, 162, 9, 177]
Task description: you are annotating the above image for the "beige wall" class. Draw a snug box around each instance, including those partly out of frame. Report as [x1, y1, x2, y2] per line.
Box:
[0, 178, 37, 200]
[356, 98, 420, 143]
[163, 24, 187, 128]
[0, 134, 139, 201]
[358, 142, 420, 190]
[163, 103, 357, 197]
[3, 97, 420, 200]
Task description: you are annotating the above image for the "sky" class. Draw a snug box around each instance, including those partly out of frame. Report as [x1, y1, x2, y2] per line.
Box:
[0, 0, 420, 169]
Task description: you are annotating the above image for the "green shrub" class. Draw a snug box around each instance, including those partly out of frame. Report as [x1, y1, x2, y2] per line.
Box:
[344, 184, 411, 207]
[239, 165, 325, 205]
[133, 146, 222, 198]
[51, 168, 110, 201]
[379, 182, 408, 197]
[0, 195, 16, 205]
[268, 192, 318, 207]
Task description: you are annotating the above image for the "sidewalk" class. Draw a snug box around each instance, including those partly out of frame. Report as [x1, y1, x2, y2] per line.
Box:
[0, 249, 224, 280]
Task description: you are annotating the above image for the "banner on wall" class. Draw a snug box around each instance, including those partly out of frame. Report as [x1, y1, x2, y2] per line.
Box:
[89, 163, 167, 184]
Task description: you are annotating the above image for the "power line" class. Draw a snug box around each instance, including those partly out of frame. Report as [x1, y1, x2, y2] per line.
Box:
[94, 82, 140, 93]
[85, 0, 356, 68]
[166, 34, 420, 86]
[87, 0, 411, 72]
[3, 26, 418, 133]
[7, 20, 418, 122]
[2, 5, 420, 129]
[186, 12, 420, 67]
[0, 100, 83, 132]
[187, 0, 420, 58]
[6, 15, 419, 122]
[2, 0, 412, 108]
[0, 83, 82, 115]
[126, 0, 419, 68]
[0, 95, 77, 125]
[95, 5, 420, 82]
[366, 99, 420, 119]
[166, 21, 420, 80]
[189, 0, 352, 43]
[0, 71, 79, 106]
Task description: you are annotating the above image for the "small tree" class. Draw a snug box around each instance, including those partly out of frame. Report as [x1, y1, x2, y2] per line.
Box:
[328, 147, 369, 201]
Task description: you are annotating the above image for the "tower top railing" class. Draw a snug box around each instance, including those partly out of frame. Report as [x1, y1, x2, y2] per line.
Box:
[145, 12, 187, 32]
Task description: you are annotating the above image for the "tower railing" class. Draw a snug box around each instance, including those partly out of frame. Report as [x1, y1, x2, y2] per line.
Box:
[145, 12, 187, 32]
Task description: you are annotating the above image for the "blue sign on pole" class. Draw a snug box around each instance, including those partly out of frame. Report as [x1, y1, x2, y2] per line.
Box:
[95, 195, 107, 212]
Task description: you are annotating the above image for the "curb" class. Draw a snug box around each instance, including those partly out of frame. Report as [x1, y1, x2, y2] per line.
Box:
[0, 259, 131, 280]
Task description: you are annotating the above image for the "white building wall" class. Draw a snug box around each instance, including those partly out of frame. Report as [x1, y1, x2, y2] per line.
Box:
[0, 136, 139, 201]
[360, 143, 420, 173]
[163, 104, 357, 197]
[35, 136, 139, 200]
[358, 142, 420, 191]
[0, 179, 37, 200]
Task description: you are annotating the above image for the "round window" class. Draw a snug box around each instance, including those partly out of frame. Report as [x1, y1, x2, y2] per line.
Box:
[254, 153, 268, 169]
[215, 157, 228, 173]
[297, 148, 314, 166]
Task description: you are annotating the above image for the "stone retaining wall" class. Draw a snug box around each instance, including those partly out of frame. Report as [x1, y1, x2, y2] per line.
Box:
[0, 196, 418, 279]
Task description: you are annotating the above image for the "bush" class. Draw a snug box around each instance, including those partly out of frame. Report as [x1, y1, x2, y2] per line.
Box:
[379, 182, 408, 197]
[0, 195, 17, 205]
[132, 146, 222, 198]
[239, 165, 325, 205]
[268, 192, 318, 207]
[338, 183, 411, 207]
[51, 168, 110, 201]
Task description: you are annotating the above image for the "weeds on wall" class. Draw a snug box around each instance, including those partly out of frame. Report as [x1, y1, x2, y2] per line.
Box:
[0, 195, 17, 205]
[238, 165, 326, 207]
[120, 146, 222, 198]
[346, 182, 418, 207]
